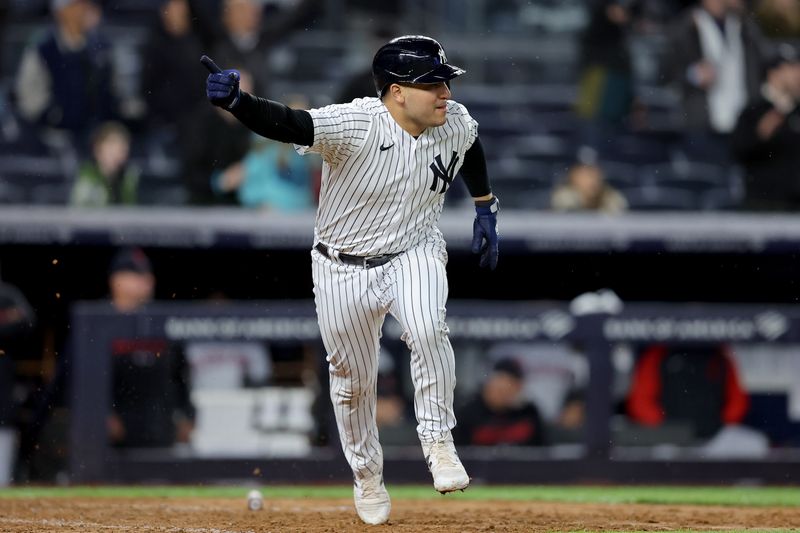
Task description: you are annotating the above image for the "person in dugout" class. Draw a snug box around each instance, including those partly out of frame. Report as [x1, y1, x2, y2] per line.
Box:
[626, 343, 749, 439]
[454, 358, 545, 446]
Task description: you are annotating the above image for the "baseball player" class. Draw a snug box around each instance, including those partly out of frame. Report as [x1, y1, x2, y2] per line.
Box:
[203, 35, 499, 525]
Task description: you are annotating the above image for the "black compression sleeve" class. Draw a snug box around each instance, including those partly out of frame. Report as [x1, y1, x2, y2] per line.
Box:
[459, 137, 492, 198]
[230, 91, 315, 146]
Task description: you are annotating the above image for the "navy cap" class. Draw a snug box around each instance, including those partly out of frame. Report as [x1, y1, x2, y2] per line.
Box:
[109, 247, 152, 275]
[492, 358, 524, 380]
[372, 35, 465, 96]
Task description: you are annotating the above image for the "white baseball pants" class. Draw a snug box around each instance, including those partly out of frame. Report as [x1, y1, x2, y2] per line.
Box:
[311, 237, 456, 481]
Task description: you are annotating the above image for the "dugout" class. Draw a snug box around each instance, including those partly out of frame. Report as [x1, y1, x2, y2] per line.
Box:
[2, 207, 800, 485]
[62, 300, 800, 485]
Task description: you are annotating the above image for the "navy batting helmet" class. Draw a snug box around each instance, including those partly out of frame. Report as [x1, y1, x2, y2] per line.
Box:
[372, 35, 466, 97]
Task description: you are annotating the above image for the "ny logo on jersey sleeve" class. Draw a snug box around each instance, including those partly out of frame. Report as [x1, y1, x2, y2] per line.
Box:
[429, 151, 459, 194]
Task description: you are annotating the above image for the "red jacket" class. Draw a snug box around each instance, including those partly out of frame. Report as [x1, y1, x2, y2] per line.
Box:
[627, 344, 749, 435]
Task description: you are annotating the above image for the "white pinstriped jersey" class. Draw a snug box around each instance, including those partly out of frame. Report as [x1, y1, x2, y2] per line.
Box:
[296, 97, 478, 256]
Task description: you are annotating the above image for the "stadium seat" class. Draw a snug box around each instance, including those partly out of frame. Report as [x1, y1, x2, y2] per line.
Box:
[493, 158, 554, 181]
[490, 159, 555, 202]
[136, 182, 188, 206]
[0, 155, 69, 204]
[29, 183, 70, 205]
[598, 160, 639, 189]
[701, 187, 743, 211]
[503, 189, 553, 210]
[527, 111, 580, 135]
[623, 186, 701, 211]
[0, 182, 26, 204]
[598, 133, 672, 165]
[513, 133, 574, 163]
[638, 161, 729, 192]
[487, 158, 556, 208]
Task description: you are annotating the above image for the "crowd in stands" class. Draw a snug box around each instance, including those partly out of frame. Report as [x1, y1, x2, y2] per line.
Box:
[1, 0, 800, 211]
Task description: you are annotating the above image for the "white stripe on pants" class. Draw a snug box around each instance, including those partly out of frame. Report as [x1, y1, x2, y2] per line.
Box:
[311, 237, 456, 480]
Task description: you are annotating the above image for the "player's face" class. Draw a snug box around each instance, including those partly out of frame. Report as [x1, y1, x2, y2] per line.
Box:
[400, 82, 451, 129]
[482, 373, 523, 411]
[110, 272, 155, 312]
[94, 133, 130, 177]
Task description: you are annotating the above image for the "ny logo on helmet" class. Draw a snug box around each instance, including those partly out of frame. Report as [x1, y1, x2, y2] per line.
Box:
[429, 151, 459, 193]
[438, 48, 447, 65]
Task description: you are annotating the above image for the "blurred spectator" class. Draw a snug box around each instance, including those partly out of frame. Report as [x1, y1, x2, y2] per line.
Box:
[454, 358, 545, 446]
[576, 0, 637, 139]
[21, 248, 192, 478]
[140, 0, 205, 131]
[551, 162, 629, 213]
[210, 0, 305, 93]
[181, 67, 254, 204]
[731, 43, 800, 210]
[626, 343, 749, 439]
[187, 0, 319, 50]
[0, 276, 35, 486]
[755, 0, 800, 39]
[70, 122, 139, 206]
[106, 248, 195, 447]
[202, 0, 322, 93]
[185, 0, 219, 50]
[665, 0, 769, 160]
[14, 0, 120, 144]
[487, 341, 589, 431]
[209, 0, 267, 89]
[557, 390, 587, 432]
[108, 248, 155, 313]
[211, 95, 319, 210]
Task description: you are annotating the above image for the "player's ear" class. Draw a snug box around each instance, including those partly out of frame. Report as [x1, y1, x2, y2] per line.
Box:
[388, 83, 405, 104]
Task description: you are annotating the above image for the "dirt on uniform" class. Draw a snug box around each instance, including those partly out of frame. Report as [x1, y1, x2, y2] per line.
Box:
[0, 497, 798, 532]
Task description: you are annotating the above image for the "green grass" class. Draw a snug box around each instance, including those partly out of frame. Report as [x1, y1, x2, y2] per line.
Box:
[0, 485, 798, 507]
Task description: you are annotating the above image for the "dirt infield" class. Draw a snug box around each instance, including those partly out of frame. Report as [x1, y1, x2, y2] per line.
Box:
[0, 497, 798, 532]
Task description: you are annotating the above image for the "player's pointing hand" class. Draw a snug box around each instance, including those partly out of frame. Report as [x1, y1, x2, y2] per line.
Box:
[201, 55, 241, 110]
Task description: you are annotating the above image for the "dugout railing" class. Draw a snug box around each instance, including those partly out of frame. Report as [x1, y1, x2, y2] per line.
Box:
[69, 300, 800, 484]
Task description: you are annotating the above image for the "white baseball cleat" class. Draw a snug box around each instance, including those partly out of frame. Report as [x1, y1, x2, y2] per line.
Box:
[424, 441, 470, 493]
[353, 475, 391, 525]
